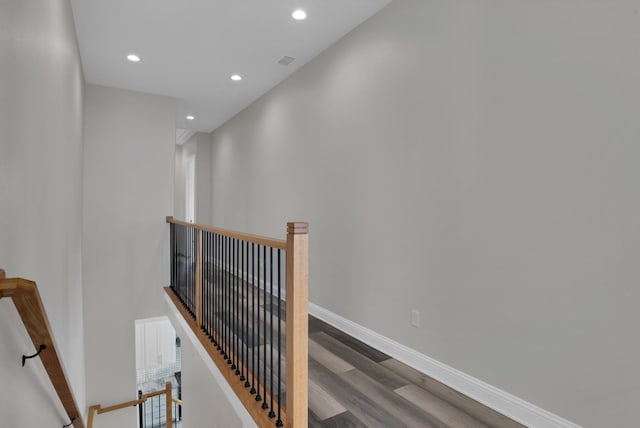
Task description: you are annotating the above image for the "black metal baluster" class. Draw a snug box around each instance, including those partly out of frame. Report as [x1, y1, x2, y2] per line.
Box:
[219, 233, 222, 349]
[185, 228, 193, 314]
[191, 227, 194, 316]
[179, 225, 184, 304]
[138, 390, 143, 428]
[233, 237, 237, 369]
[256, 244, 262, 402]
[244, 240, 250, 388]
[251, 242, 256, 394]
[224, 234, 228, 361]
[262, 244, 268, 409]
[222, 235, 226, 359]
[174, 225, 177, 296]
[176, 225, 180, 300]
[189, 227, 192, 314]
[191, 227, 195, 316]
[269, 247, 275, 418]
[202, 231, 206, 331]
[187, 228, 193, 315]
[181, 226, 184, 305]
[172, 223, 176, 292]
[225, 235, 230, 362]
[236, 237, 241, 376]
[187, 227, 190, 312]
[193, 227, 196, 316]
[276, 248, 283, 427]
[216, 233, 221, 351]
[227, 235, 232, 365]
[187, 227, 190, 313]
[189, 227, 193, 315]
[170, 224, 174, 291]
[212, 233, 216, 343]
[209, 232, 212, 336]
[184, 226, 188, 311]
[212, 233, 216, 346]
[240, 239, 246, 383]
[207, 232, 215, 336]
[236, 238, 241, 375]
[207, 232, 210, 335]
[183, 225, 187, 304]
[170, 224, 172, 291]
[232, 238, 237, 372]
[185, 226, 188, 307]
[203, 232, 207, 333]
[214, 233, 217, 343]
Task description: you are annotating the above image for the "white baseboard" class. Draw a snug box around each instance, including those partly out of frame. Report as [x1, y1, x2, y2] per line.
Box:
[308, 302, 582, 428]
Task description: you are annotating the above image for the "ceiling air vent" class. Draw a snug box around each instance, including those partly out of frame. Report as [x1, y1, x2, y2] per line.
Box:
[277, 56, 296, 66]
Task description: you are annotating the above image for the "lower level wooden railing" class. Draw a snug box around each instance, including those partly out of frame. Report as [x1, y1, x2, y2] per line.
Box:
[88, 382, 178, 428]
[166, 217, 309, 428]
[0, 270, 85, 428]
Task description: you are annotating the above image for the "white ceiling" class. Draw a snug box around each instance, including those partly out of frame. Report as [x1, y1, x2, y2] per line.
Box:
[70, 0, 392, 133]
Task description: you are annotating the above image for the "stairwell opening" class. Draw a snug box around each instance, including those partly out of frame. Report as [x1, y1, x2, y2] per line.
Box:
[135, 316, 182, 428]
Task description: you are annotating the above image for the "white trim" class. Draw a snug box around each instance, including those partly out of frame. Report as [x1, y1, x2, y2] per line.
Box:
[308, 302, 583, 428]
[164, 293, 257, 428]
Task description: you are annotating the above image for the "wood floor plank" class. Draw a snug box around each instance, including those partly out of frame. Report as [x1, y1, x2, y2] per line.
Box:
[309, 378, 347, 421]
[313, 411, 370, 428]
[309, 409, 326, 428]
[308, 339, 354, 374]
[311, 332, 409, 390]
[342, 369, 443, 428]
[395, 384, 490, 428]
[309, 357, 406, 428]
[380, 359, 525, 428]
[309, 317, 390, 362]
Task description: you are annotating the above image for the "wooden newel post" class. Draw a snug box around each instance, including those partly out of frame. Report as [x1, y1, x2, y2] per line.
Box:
[196, 230, 203, 327]
[166, 381, 173, 428]
[285, 222, 309, 428]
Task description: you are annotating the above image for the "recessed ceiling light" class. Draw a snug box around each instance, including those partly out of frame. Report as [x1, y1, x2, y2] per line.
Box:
[186, 115, 195, 121]
[292, 9, 307, 20]
[127, 54, 140, 62]
[231, 74, 242, 81]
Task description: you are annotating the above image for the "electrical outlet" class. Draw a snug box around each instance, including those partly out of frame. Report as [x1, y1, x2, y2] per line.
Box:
[411, 310, 420, 328]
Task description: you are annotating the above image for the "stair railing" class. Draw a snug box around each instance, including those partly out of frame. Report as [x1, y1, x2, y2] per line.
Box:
[165, 217, 309, 428]
[0, 269, 85, 428]
[87, 381, 177, 428]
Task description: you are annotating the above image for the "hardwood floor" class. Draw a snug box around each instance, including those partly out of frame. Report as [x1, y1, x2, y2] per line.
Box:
[195, 267, 524, 428]
[307, 316, 524, 428]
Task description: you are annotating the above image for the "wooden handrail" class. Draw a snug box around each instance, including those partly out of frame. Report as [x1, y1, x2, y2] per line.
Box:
[87, 382, 176, 428]
[166, 216, 287, 249]
[0, 274, 85, 428]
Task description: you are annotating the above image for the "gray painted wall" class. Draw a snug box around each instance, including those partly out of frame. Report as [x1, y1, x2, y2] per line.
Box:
[83, 85, 175, 427]
[0, 0, 86, 424]
[209, 1, 640, 426]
